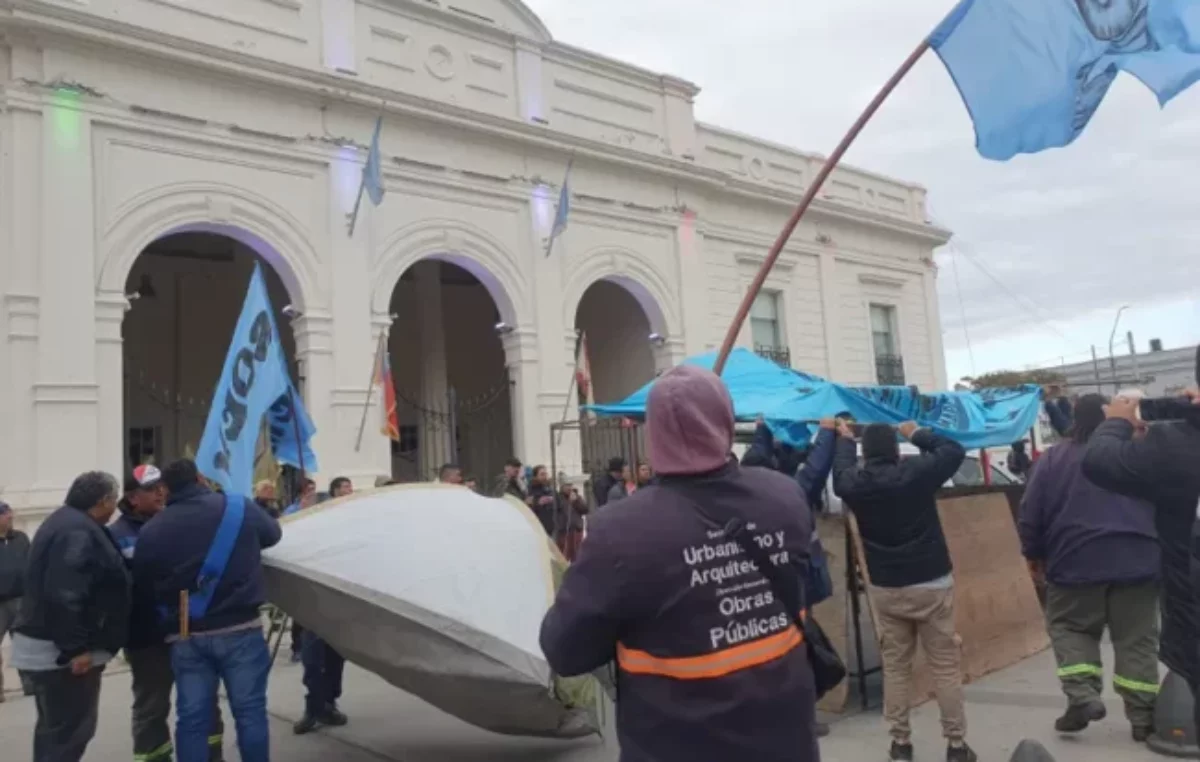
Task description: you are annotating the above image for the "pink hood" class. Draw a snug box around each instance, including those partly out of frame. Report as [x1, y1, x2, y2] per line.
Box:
[646, 365, 735, 476]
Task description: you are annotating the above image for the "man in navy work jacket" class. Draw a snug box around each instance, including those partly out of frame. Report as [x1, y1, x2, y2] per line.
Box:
[541, 364, 820, 762]
[111, 465, 225, 762]
[134, 460, 281, 762]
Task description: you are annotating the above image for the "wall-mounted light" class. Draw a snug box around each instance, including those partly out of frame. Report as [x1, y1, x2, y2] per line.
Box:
[282, 305, 303, 321]
[648, 332, 666, 347]
[495, 322, 515, 336]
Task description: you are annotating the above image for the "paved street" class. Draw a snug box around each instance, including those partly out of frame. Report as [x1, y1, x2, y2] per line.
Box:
[0, 646, 1174, 761]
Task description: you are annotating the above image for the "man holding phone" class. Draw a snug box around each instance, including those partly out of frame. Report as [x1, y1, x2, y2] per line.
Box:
[1082, 353, 1200, 741]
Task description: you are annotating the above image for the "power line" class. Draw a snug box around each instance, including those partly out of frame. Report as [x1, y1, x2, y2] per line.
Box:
[946, 239, 1074, 343]
[948, 251, 977, 377]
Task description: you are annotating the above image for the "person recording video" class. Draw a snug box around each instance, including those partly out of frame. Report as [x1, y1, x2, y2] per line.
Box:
[1081, 347, 1200, 742]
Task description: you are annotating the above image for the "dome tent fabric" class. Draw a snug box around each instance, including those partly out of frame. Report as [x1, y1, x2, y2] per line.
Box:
[262, 484, 602, 738]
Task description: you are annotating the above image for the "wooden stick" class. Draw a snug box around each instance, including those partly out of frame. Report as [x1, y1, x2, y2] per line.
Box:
[355, 332, 387, 452]
[712, 39, 932, 376]
[179, 590, 190, 640]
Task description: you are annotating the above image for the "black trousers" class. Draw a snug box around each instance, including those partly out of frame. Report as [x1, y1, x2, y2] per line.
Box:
[300, 631, 345, 716]
[29, 666, 104, 762]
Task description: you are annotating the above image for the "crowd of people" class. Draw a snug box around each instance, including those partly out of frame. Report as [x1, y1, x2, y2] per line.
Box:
[540, 355, 1200, 762]
[0, 461, 369, 762]
[2, 355, 1199, 762]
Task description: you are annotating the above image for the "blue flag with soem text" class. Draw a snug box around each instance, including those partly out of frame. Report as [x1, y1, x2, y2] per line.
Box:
[197, 264, 317, 493]
[932, 0, 1200, 160]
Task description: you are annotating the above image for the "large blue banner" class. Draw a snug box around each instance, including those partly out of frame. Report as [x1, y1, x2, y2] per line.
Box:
[586, 348, 1042, 450]
[197, 264, 318, 493]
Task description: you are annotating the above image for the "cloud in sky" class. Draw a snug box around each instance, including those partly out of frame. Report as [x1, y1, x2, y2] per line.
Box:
[524, 0, 1200, 381]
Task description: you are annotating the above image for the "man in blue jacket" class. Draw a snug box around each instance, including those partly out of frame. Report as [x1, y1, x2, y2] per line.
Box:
[111, 465, 225, 762]
[133, 460, 281, 762]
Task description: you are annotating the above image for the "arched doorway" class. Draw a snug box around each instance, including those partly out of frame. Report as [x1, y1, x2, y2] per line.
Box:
[387, 259, 513, 484]
[574, 279, 659, 403]
[121, 232, 299, 471]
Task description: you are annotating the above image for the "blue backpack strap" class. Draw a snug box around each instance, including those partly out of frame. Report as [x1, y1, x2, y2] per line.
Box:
[188, 494, 247, 620]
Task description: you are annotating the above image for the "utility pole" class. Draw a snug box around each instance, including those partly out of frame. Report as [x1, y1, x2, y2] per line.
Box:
[1091, 345, 1103, 393]
[1127, 331, 1141, 389]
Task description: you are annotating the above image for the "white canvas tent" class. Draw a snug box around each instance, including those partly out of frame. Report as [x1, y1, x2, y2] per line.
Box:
[262, 484, 602, 738]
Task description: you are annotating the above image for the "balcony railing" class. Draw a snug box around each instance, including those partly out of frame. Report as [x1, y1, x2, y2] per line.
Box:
[875, 354, 906, 385]
[755, 345, 792, 368]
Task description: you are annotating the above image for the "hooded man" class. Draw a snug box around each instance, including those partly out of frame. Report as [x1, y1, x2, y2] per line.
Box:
[111, 465, 225, 762]
[540, 365, 821, 762]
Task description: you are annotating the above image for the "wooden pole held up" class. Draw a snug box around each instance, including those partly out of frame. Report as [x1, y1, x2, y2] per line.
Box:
[712, 39, 932, 376]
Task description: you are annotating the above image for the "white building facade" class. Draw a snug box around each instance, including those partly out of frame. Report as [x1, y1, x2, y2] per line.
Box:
[0, 0, 951, 523]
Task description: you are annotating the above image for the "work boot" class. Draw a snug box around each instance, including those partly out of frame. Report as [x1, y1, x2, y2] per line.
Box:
[889, 740, 915, 761]
[1054, 701, 1106, 733]
[292, 714, 319, 735]
[319, 704, 349, 727]
[1132, 725, 1153, 743]
[946, 742, 978, 762]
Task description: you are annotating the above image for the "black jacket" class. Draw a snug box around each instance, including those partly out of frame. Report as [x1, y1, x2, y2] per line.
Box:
[0, 529, 31, 602]
[833, 429, 966, 588]
[1083, 418, 1200, 684]
[109, 506, 164, 651]
[134, 484, 281, 636]
[592, 472, 619, 508]
[16, 506, 131, 663]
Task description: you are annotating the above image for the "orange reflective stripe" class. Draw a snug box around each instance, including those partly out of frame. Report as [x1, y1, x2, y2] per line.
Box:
[617, 625, 804, 681]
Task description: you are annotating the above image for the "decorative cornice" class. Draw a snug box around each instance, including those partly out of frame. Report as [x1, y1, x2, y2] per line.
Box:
[3, 4, 947, 244]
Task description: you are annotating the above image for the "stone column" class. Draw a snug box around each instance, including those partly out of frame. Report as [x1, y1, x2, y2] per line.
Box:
[674, 209, 708, 356]
[35, 90, 99, 497]
[923, 260, 949, 390]
[818, 251, 842, 379]
[322, 139, 380, 485]
[414, 260, 448, 480]
[502, 329, 543, 467]
[289, 312, 335, 483]
[94, 291, 130, 484]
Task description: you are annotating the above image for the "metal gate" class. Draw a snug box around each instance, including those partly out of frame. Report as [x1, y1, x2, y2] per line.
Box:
[549, 417, 645, 500]
[393, 381, 513, 485]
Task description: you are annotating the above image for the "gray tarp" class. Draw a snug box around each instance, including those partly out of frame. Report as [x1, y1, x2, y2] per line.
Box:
[262, 484, 600, 738]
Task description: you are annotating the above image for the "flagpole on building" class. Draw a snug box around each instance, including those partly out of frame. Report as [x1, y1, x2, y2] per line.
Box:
[355, 332, 387, 452]
[712, 39, 931, 375]
[544, 155, 574, 258]
[555, 330, 583, 446]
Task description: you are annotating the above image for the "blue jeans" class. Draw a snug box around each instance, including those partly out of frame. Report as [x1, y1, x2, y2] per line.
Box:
[171, 629, 270, 762]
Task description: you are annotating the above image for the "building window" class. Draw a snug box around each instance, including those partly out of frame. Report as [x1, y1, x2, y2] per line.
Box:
[751, 291, 789, 366]
[870, 303, 905, 385]
[126, 426, 161, 470]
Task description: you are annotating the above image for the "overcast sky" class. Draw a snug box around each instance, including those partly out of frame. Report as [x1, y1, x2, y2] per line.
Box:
[524, 0, 1200, 384]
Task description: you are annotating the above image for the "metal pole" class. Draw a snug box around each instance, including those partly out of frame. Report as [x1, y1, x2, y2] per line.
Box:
[447, 387, 459, 466]
[556, 330, 582, 446]
[1108, 305, 1129, 393]
[1127, 331, 1141, 388]
[355, 332, 386, 452]
[713, 37, 933, 375]
[1091, 346, 1103, 393]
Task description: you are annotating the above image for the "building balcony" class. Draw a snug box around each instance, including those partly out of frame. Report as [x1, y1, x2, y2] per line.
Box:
[755, 345, 792, 368]
[875, 354, 906, 386]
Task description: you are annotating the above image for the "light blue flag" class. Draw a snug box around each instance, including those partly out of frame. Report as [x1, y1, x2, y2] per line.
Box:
[545, 161, 572, 255]
[363, 116, 385, 206]
[931, 0, 1200, 160]
[267, 381, 319, 473]
[197, 264, 313, 493]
